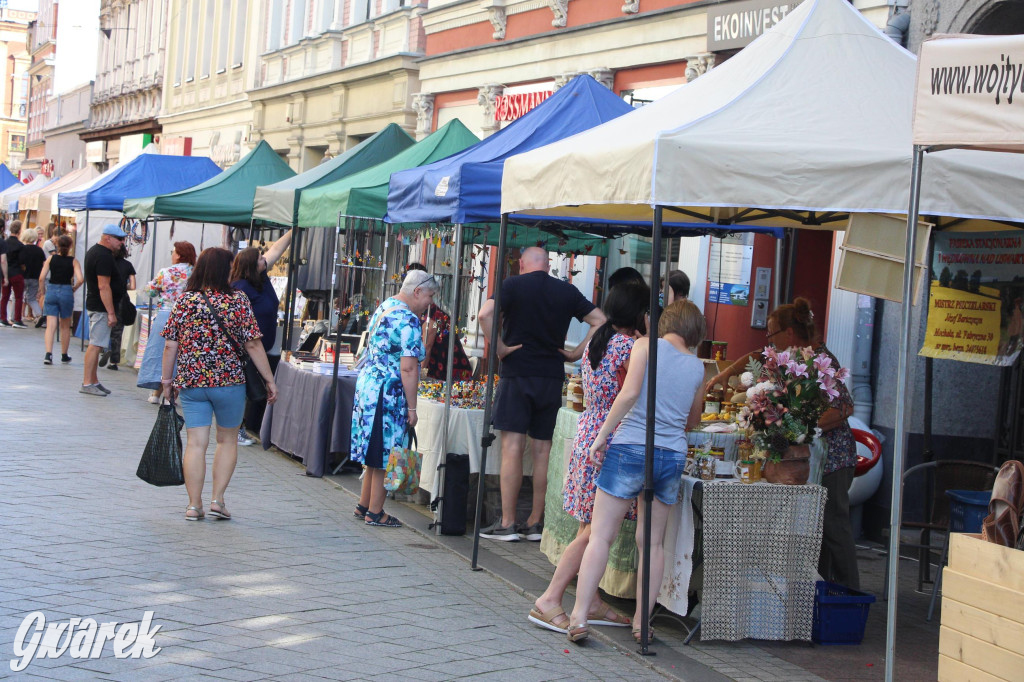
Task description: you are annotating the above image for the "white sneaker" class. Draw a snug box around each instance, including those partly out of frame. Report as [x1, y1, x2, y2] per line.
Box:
[147, 395, 161, 404]
[237, 428, 255, 446]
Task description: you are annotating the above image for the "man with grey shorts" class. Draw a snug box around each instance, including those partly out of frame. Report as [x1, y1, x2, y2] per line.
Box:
[81, 225, 127, 396]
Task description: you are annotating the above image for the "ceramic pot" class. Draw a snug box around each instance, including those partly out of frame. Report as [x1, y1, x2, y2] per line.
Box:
[763, 444, 811, 485]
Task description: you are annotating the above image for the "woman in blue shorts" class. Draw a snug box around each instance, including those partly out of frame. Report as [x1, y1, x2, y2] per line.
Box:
[37, 234, 82, 365]
[161, 248, 278, 522]
[567, 300, 707, 644]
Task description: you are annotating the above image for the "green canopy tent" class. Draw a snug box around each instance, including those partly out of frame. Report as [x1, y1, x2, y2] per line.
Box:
[123, 140, 296, 227]
[252, 123, 415, 228]
[297, 120, 480, 227]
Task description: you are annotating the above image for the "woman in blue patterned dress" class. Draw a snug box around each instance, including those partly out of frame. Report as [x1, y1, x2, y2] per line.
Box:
[350, 269, 439, 528]
[529, 281, 649, 633]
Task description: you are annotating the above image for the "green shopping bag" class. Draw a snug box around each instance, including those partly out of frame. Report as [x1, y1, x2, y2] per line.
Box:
[384, 427, 421, 495]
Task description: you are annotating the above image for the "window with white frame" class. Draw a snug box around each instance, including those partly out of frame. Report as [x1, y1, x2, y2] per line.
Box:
[174, 0, 187, 84]
[201, 0, 215, 77]
[217, 0, 230, 72]
[266, 0, 284, 51]
[187, 0, 200, 80]
[288, 0, 308, 44]
[233, 1, 247, 66]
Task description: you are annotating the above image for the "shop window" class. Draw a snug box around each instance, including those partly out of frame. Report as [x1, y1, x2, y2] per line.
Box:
[10, 135, 26, 153]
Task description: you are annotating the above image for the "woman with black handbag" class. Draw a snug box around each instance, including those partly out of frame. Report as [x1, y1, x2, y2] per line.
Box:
[160, 247, 278, 521]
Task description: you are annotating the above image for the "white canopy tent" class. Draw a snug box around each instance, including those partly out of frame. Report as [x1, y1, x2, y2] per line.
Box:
[498, 0, 1024, 673]
[1, 175, 52, 213]
[501, 0, 1024, 227]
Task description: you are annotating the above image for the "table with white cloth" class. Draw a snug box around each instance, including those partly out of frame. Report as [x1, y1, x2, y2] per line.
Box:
[541, 407, 827, 641]
[416, 398, 532, 499]
[259, 361, 358, 477]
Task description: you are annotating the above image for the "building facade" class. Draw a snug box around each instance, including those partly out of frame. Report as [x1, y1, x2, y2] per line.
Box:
[0, 7, 34, 175]
[24, 0, 57, 178]
[158, 0, 258, 167]
[43, 83, 93, 177]
[83, 0, 168, 166]
[247, 0, 425, 172]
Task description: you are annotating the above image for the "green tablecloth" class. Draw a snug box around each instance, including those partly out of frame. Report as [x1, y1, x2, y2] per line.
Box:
[539, 408, 638, 598]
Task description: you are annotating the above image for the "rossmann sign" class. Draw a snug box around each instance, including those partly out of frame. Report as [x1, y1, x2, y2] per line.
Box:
[707, 0, 803, 51]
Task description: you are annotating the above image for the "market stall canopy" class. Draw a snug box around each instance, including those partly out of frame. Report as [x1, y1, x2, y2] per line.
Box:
[20, 166, 100, 216]
[60, 153, 221, 212]
[387, 75, 633, 225]
[296, 119, 480, 227]
[123, 141, 295, 226]
[2, 175, 52, 212]
[0, 163, 18, 192]
[501, 0, 1024, 228]
[55, 144, 159, 212]
[252, 124, 415, 227]
[913, 33, 1024, 151]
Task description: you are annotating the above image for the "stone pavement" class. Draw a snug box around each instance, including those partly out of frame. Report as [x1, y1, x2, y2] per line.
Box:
[0, 327, 665, 681]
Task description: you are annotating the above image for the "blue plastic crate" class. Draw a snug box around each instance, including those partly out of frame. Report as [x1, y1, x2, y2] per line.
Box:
[812, 581, 876, 645]
[946, 489, 991, 534]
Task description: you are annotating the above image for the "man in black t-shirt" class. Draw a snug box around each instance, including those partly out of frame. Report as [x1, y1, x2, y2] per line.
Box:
[478, 247, 606, 542]
[80, 224, 127, 396]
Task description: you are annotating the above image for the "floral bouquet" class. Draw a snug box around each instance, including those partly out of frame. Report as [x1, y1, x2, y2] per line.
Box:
[736, 346, 849, 463]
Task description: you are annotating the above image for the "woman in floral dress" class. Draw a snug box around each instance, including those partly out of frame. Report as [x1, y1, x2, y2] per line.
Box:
[529, 280, 649, 634]
[350, 270, 439, 528]
[137, 241, 196, 401]
[160, 248, 278, 521]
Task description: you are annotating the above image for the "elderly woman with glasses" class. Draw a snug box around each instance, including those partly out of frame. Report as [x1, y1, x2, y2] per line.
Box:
[705, 297, 859, 590]
[350, 269, 439, 528]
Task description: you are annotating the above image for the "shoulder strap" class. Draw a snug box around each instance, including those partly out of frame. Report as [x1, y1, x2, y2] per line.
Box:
[200, 291, 247, 360]
[364, 303, 404, 347]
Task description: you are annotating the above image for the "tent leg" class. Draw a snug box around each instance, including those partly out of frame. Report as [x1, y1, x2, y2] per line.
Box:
[884, 144, 925, 682]
[81, 210, 89, 351]
[324, 220, 344, 478]
[437, 224, 464, 534]
[638, 207, 663, 656]
[147, 219, 158, 333]
[471, 214, 508, 570]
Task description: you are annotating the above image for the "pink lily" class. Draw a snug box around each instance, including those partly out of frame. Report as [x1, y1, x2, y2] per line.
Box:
[785, 360, 809, 378]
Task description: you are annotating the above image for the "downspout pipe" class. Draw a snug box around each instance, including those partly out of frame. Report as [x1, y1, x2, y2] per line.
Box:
[884, 10, 910, 47]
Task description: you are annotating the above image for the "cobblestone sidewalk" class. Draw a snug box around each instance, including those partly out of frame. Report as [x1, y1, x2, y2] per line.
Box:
[0, 327, 665, 681]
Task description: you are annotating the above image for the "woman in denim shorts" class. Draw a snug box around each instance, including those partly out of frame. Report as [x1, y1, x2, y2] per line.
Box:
[160, 248, 278, 522]
[566, 300, 707, 644]
[37, 235, 82, 365]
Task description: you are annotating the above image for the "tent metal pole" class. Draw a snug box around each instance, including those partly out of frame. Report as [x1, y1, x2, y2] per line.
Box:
[884, 144, 925, 682]
[284, 227, 303, 352]
[81, 210, 89, 351]
[324, 217, 344, 477]
[437, 224, 464, 534]
[639, 207, 663, 656]
[773, 237, 783, 311]
[327, 214, 340, 330]
[380, 223, 390, 304]
[471, 213, 508, 570]
[147, 219, 157, 333]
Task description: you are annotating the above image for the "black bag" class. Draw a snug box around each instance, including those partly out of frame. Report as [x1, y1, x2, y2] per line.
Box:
[119, 296, 138, 326]
[201, 292, 267, 402]
[430, 453, 470, 535]
[137, 402, 185, 486]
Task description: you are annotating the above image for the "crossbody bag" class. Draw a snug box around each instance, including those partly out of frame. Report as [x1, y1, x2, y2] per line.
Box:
[201, 292, 267, 402]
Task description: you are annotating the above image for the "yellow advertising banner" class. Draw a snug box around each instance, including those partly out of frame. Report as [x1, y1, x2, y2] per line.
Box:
[920, 286, 1003, 363]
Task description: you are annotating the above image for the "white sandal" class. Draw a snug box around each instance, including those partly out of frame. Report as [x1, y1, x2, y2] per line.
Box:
[208, 500, 231, 520]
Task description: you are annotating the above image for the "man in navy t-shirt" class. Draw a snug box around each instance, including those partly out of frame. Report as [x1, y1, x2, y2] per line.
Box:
[478, 246, 605, 542]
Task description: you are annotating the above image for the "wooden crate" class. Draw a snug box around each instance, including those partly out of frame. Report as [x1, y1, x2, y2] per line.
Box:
[938, 533, 1024, 682]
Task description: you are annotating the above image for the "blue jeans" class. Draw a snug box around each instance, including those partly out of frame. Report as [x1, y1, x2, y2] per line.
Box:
[596, 443, 686, 505]
[178, 385, 246, 429]
[44, 284, 74, 318]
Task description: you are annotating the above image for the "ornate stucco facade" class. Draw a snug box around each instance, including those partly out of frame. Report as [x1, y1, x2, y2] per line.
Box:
[247, 1, 425, 172]
[908, 0, 1024, 51]
[24, 1, 56, 177]
[83, 0, 167, 165]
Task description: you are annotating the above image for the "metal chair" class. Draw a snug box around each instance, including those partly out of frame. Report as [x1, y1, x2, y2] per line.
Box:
[883, 460, 997, 608]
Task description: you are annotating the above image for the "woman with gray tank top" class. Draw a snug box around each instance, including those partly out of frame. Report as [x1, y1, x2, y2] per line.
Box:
[566, 299, 707, 644]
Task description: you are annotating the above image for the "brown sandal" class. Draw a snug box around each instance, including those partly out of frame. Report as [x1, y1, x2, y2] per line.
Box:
[567, 622, 589, 643]
[528, 606, 569, 634]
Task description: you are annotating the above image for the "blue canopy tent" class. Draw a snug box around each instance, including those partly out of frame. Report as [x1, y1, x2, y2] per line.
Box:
[58, 153, 222, 347]
[0, 163, 19, 192]
[386, 74, 643, 548]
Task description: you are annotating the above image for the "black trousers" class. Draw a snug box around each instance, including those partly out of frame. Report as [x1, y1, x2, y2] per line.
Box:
[819, 466, 860, 590]
[108, 322, 125, 364]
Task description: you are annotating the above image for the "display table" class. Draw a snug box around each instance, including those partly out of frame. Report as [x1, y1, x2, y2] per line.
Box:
[417, 398, 533, 498]
[259, 361, 358, 477]
[540, 407, 826, 641]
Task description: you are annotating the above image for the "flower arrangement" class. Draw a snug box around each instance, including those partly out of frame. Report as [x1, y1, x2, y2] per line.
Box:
[736, 346, 850, 462]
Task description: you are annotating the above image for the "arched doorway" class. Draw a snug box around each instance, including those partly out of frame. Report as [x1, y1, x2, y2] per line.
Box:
[968, 0, 1024, 34]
